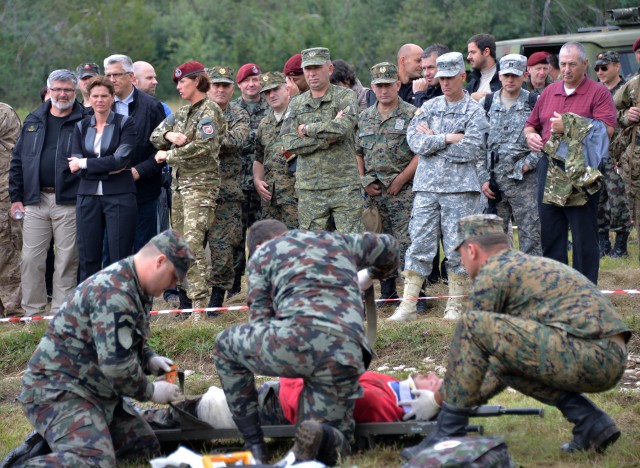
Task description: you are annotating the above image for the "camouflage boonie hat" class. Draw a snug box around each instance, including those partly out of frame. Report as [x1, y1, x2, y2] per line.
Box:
[259, 72, 286, 93]
[148, 229, 195, 285]
[301, 47, 330, 67]
[76, 63, 100, 79]
[454, 214, 504, 250]
[435, 52, 465, 78]
[595, 51, 620, 66]
[207, 66, 235, 84]
[370, 62, 398, 84]
[499, 54, 527, 76]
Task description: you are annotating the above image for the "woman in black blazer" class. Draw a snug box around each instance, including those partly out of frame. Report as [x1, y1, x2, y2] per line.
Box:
[69, 76, 138, 281]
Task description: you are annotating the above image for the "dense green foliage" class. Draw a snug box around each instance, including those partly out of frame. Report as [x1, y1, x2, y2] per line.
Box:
[1, 0, 636, 108]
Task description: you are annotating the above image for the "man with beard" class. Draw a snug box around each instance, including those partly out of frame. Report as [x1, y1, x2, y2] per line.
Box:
[466, 33, 501, 101]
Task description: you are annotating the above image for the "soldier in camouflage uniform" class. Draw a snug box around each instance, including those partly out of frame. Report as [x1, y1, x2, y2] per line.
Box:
[0, 102, 22, 317]
[151, 62, 225, 317]
[391, 52, 488, 322]
[17, 230, 194, 466]
[481, 54, 542, 255]
[205, 66, 250, 310]
[214, 219, 399, 465]
[356, 62, 417, 301]
[253, 72, 298, 228]
[281, 47, 364, 233]
[401, 215, 630, 461]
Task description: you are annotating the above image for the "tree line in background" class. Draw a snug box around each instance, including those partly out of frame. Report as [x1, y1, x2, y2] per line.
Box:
[1, 0, 635, 108]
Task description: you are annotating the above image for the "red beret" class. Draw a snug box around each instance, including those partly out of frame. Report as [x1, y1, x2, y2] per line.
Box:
[173, 61, 205, 83]
[283, 54, 303, 76]
[634, 38, 640, 52]
[236, 63, 261, 84]
[527, 51, 550, 67]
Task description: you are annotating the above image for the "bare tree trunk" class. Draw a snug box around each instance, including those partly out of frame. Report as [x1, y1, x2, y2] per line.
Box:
[542, 0, 552, 35]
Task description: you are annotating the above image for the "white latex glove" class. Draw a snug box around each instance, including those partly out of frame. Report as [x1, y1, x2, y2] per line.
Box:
[151, 381, 181, 404]
[148, 356, 173, 375]
[357, 269, 373, 290]
[398, 389, 440, 421]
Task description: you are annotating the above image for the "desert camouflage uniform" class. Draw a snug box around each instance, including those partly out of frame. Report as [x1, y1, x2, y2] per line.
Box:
[19, 257, 164, 466]
[0, 103, 22, 316]
[150, 97, 224, 307]
[443, 249, 630, 408]
[281, 85, 363, 232]
[356, 99, 416, 268]
[404, 91, 489, 276]
[207, 102, 250, 290]
[484, 89, 542, 255]
[214, 230, 399, 446]
[255, 107, 298, 228]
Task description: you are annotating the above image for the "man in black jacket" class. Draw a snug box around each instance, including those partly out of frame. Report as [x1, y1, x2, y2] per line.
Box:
[104, 54, 167, 253]
[466, 33, 501, 101]
[9, 69, 86, 316]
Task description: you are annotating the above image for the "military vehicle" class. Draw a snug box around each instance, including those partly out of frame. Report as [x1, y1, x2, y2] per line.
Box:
[496, 7, 640, 79]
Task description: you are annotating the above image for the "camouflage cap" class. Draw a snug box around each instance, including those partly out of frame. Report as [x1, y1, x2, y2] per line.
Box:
[435, 52, 465, 78]
[301, 47, 331, 68]
[259, 72, 286, 93]
[454, 214, 504, 250]
[499, 54, 527, 76]
[76, 63, 100, 79]
[207, 66, 235, 84]
[370, 62, 398, 85]
[595, 51, 620, 66]
[148, 229, 195, 284]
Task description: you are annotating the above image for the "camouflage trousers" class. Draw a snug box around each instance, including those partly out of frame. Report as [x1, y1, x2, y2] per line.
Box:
[21, 389, 159, 467]
[207, 201, 242, 290]
[214, 321, 365, 440]
[172, 189, 216, 308]
[443, 311, 627, 407]
[297, 185, 364, 233]
[262, 194, 299, 230]
[495, 172, 542, 255]
[0, 209, 22, 315]
[405, 191, 480, 276]
[597, 158, 632, 234]
[232, 190, 262, 281]
[364, 183, 414, 272]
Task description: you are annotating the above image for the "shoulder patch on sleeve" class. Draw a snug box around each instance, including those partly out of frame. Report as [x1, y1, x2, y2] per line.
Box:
[116, 314, 136, 351]
[198, 116, 216, 139]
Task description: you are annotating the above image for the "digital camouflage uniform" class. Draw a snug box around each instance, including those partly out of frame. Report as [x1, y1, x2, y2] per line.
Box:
[357, 97, 416, 268]
[0, 103, 22, 316]
[255, 107, 298, 229]
[443, 248, 630, 408]
[484, 89, 542, 255]
[405, 91, 489, 276]
[207, 102, 250, 290]
[281, 84, 363, 232]
[214, 230, 399, 446]
[19, 257, 164, 466]
[150, 97, 224, 307]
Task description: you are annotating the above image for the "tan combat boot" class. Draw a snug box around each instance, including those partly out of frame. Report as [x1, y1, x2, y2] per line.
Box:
[387, 270, 424, 322]
[442, 273, 470, 320]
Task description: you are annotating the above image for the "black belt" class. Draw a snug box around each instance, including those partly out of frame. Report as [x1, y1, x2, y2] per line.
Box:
[41, 187, 55, 194]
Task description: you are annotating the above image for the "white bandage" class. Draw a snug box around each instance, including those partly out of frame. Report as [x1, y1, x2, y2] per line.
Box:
[357, 269, 374, 290]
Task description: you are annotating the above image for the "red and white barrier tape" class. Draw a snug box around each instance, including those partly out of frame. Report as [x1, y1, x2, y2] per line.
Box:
[2, 289, 639, 323]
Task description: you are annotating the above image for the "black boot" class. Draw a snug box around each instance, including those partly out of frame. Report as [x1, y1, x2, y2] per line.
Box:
[610, 231, 629, 258]
[207, 287, 225, 318]
[233, 413, 268, 464]
[291, 421, 349, 466]
[226, 273, 243, 299]
[556, 393, 620, 453]
[441, 257, 448, 284]
[416, 284, 428, 314]
[598, 232, 612, 258]
[379, 277, 399, 301]
[178, 288, 192, 319]
[1, 430, 51, 467]
[400, 402, 470, 461]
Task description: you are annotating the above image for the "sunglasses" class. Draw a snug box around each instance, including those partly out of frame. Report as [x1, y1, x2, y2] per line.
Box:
[594, 65, 609, 72]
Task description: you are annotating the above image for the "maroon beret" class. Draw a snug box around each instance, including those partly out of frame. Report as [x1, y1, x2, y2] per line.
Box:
[283, 54, 303, 76]
[173, 61, 205, 83]
[527, 51, 550, 67]
[634, 38, 640, 52]
[236, 63, 261, 84]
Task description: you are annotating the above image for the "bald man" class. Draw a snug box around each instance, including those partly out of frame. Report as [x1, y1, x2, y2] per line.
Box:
[133, 61, 172, 117]
[397, 43, 423, 106]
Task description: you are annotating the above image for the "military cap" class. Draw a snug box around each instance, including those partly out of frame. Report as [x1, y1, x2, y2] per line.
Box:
[499, 54, 527, 76]
[173, 61, 205, 83]
[454, 214, 504, 250]
[526, 51, 550, 67]
[148, 229, 195, 284]
[259, 72, 286, 93]
[595, 51, 620, 66]
[236, 63, 261, 84]
[435, 52, 465, 78]
[283, 54, 303, 76]
[301, 48, 331, 68]
[76, 63, 100, 79]
[370, 62, 398, 85]
[208, 66, 235, 84]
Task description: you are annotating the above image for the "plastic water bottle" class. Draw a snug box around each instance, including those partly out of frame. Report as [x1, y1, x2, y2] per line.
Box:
[13, 209, 24, 220]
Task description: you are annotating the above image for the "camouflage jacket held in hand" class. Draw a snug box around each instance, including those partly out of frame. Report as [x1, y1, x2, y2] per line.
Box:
[218, 102, 250, 203]
[233, 95, 269, 192]
[614, 75, 640, 190]
[0, 103, 21, 206]
[280, 84, 361, 190]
